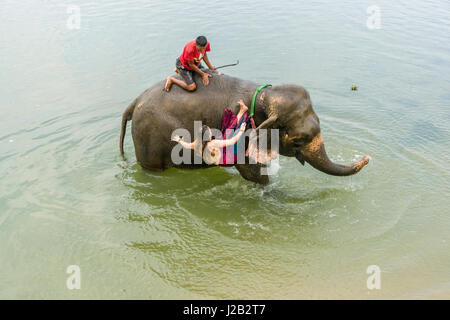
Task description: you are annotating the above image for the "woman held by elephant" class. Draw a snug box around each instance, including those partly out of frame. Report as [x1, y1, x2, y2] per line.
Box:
[172, 100, 276, 166]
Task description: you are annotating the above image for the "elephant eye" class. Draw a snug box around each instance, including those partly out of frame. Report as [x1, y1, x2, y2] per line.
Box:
[292, 139, 302, 147]
[292, 137, 306, 147]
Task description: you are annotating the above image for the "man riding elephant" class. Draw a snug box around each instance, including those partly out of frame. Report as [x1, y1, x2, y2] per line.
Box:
[164, 35, 216, 92]
[120, 71, 370, 185]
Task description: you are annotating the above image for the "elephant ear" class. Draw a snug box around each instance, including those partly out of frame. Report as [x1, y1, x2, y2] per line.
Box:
[246, 130, 278, 164]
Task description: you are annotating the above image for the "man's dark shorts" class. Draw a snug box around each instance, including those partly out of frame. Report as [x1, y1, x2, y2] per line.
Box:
[176, 58, 205, 85]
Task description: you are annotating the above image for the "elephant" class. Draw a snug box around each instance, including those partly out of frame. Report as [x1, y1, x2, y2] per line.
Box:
[120, 71, 370, 185]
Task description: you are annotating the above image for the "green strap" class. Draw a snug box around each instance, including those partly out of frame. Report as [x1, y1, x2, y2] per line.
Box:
[250, 84, 272, 117]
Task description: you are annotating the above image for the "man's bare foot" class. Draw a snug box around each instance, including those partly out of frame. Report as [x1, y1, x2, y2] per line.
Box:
[164, 76, 173, 92]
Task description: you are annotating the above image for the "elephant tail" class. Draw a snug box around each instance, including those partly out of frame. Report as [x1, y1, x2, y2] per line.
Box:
[120, 98, 137, 160]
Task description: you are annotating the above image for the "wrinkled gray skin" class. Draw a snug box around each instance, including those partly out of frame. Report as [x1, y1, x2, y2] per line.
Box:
[120, 71, 370, 185]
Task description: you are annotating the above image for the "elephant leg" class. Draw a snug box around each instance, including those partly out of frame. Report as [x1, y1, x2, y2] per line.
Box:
[234, 163, 269, 185]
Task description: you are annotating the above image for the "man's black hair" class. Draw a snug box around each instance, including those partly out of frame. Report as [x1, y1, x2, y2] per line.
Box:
[196, 36, 207, 47]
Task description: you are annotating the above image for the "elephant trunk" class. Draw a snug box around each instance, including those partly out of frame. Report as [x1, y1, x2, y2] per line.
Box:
[299, 133, 370, 176]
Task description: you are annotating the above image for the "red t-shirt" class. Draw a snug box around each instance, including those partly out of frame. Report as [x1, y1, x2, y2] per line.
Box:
[179, 40, 211, 70]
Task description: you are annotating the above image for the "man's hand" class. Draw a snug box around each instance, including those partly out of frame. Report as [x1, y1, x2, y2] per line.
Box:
[209, 66, 217, 71]
[202, 72, 212, 86]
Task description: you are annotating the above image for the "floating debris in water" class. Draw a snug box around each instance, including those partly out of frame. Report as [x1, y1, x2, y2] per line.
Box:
[351, 85, 358, 91]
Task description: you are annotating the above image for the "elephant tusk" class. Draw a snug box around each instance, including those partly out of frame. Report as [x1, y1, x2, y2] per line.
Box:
[295, 152, 305, 165]
[255, 115, 278, 132]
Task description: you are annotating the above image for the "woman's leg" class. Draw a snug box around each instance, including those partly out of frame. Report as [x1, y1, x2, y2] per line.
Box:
[236, 100, 248, 123]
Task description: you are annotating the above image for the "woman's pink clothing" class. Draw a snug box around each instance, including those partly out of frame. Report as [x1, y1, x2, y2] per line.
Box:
[219, 109, 249, 166]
